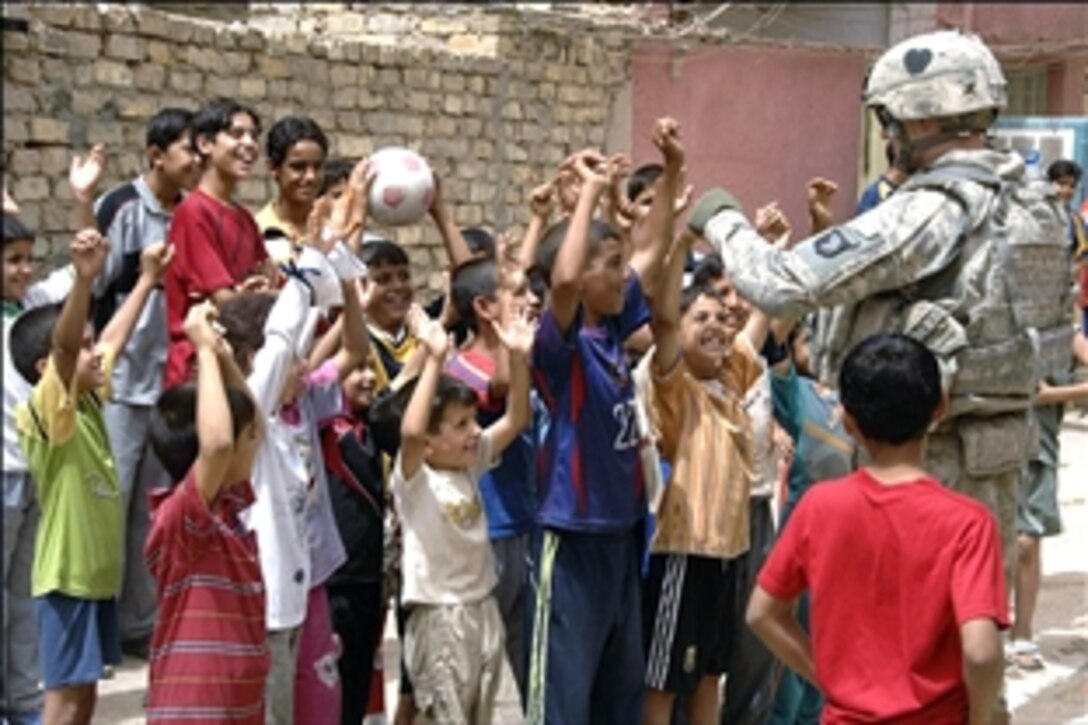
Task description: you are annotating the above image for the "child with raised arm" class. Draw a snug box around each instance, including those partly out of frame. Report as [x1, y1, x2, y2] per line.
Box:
[10, 230, 172, 724]
[444, 235, 545, 705]
[144, 301, 268, 723]
[525, 119, 680, 725]
[747, 333, 1008, 724]
[641, 221, 764, 725]
[215, 191, 367, 725]
[3, 210, 84, 724]
[393, 308, 534, 724]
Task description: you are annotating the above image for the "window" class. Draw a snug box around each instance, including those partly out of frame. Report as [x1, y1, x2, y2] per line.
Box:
[1004, 66, 1048, 116]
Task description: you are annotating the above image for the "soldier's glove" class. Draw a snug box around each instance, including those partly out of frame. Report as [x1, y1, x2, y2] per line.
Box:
[687, 188, 744, 237]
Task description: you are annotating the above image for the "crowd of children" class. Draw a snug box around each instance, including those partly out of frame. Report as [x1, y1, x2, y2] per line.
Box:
[2, 88, 1087, 725]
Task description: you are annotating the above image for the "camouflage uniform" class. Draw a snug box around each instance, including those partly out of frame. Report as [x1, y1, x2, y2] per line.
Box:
[690, 31, 1074, 584]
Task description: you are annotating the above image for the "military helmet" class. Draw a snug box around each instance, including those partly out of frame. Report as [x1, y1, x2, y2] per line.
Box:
[863, 29, 1007, 121]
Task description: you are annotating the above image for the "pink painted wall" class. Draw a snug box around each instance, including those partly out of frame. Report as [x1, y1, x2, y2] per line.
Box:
[937, 3, 1088, 45]
[936, 3, 1088, 116]
[1046, 55, 1088, 115]
[630, 42, 869, 240]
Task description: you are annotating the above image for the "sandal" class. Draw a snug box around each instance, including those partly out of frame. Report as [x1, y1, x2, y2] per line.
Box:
[1007, 639, 1044, 671]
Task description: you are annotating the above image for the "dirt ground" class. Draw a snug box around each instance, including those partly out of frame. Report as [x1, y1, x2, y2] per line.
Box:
[95, 418, 1088, 724]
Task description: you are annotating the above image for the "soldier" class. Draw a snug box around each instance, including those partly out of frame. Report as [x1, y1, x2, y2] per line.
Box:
[688, 28, 1073, 701]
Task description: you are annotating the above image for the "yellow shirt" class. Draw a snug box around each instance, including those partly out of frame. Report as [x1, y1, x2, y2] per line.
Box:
[649, 342, 763, 559]
[255, 201, 305, 245]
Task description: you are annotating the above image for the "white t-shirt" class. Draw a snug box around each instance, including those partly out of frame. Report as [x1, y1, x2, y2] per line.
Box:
[393, 430, 498, 607]
[4, 268, 75, 474]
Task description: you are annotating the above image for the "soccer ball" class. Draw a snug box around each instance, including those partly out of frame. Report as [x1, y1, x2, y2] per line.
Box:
[366, 147, 435, 227]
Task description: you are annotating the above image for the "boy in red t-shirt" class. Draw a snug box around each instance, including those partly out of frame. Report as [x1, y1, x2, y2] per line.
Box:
[145, 301, 268, 723]
[748, 333, 1008, 724]
[163, 98, 272, 388]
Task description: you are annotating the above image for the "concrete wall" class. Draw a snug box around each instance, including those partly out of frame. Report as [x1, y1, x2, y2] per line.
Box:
[1, 3, 630, 290]
[629, 42, 869, 239]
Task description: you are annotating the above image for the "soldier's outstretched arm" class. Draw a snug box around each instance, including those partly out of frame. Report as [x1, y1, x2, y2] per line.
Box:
[688, 188, 970, 319]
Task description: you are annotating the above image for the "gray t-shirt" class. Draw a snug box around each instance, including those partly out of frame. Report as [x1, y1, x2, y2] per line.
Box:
[92, 176, 173, 406]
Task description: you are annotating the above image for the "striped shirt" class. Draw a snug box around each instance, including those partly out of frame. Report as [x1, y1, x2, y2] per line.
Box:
[649, 340, 763, 559]
[145, 474, 269, 723]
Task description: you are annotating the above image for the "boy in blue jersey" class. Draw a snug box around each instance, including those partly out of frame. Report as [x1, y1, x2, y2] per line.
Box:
[526, 119, 683, 724]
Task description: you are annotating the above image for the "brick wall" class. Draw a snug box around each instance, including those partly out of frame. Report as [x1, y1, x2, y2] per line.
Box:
[1, 3, 630, 292]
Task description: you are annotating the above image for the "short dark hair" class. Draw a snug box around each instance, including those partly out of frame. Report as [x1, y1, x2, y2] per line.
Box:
[533, 217, 622, 288]
[3, 214, 34, 248]
[627, 163, 663, 203]
[319, 157, 354, 197]
[146, 107, 194, 152]
[149, 382, 257, 484]
[360, 238, 410, 268]
[9, 302, 62, 384]
[191, 98, 261, 152]
[461, 227, 496, 258]
[266, 115, 329, 169]
[527, 265, 549, 304]
[691, 253, 725, 288]
[1047, 159, 1082, 183]
[838, 333, 942, 445]
[217, 293, 276, 371]
[427, 374, 478, 434]
[450, 257, 498, 332]
[679, 283, 723, 315]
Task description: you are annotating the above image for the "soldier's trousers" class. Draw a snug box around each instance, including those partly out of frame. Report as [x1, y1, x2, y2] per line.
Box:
[925, 424, 1022, 595]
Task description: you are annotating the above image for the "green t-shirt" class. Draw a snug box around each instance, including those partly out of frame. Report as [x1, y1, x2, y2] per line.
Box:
[16, 345, 122, 599]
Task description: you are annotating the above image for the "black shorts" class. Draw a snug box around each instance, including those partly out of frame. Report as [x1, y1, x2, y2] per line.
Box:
[642, 553, 738, 695]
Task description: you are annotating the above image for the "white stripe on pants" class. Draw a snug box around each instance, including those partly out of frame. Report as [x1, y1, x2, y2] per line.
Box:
[645, 554, 687, 691]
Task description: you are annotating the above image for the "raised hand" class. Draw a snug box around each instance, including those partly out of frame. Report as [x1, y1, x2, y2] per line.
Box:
[528, 180, 556, 219]
[554, 168, 581, 215]
[754, 202, 792, 243]
[428, 170, 448, 220]
[603, 153, 636, 221]
[69, 143, 107, 202]
[184, 300, 224, 352]
[415, 313, 451, 360]
[492, 306, 537, 358]
[674, 183, 695, 217]
[345, 158, 375, 235]
[404, 302, 430, 340]
[139, 241, 175, 283]
[807, 177, 838, 234]
[605, 153, 632, 190]
[69, 228, 109, 280]
[305, 195, 337, 255]
[652, 117, 683, 168]
[326, 181, 357, 244]
[562, 149, 609, 191]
